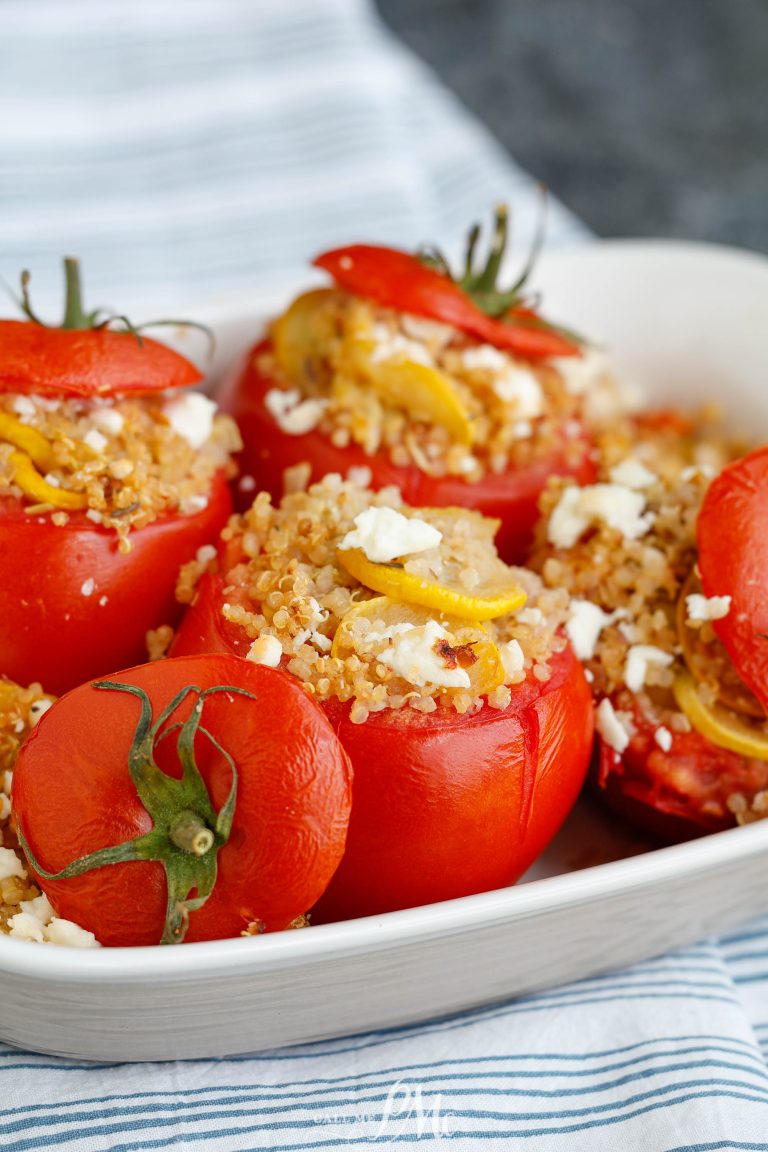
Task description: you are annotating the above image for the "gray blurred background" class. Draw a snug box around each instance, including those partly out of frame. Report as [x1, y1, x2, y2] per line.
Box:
[378, 0, 768, 252]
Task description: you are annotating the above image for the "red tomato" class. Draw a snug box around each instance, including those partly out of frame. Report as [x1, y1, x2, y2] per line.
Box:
[12, 654, 353, 946]
[594, 692, 768, 840]
[697, 447, 768, 712]
[0, 320, 202, 398]
[219, 342, 596, 563]
[0, 473, 232, 696]
[313, 246, 580, 360]
[172, 580, 594, 920]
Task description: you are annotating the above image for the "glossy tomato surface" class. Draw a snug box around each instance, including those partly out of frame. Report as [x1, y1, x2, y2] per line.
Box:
[311, 644, 593, 921]
[12, 654, 353, 946]
[172, 593, 594, 921]
[219, 342, 596, 563]
[0, 473, 232, 695]
[594, 692, 768, 841]
[697, 446, 768, 712]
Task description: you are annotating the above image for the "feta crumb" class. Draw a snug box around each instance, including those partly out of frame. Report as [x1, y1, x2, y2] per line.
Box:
[163, 392, 217, 449]
[400, 314, 454, 348]
[685, 593, 732, 622]
[12, 395, 36, 421]
[2, 769, 12, 793]
[43, 918, 101, 948]
[43, 472, 60, 488]
[460, 344, 509, 373]
[20, 893, 54, 925]
[517, 607, 543, 626]
[368, 323, 433, 367]
[500, 639, 525, 681]
[247, 635, 283, 668]
[29, 698, 52, 724]
[654, 726, 673, 753]
[264, 388, 328, 435]
[80, 578, 95, 597]
[83, 428, 108, 454]
[109, 459, 134, 480]
[196, 544, 217, 566]
[551, 348, 606, 395]
[180, 493, 209, 515]
[0, 846, 27, 881]
[0, 794, 10, 821]
[346, 466, 373, 488]
[8, 912, 45, 943]
[98, 595, 109, 607]
[92, 406, 125, 435]
[595, 698, 631, 754]
[493, 368, 544, 418]
[378, 620, 471, 689]
[624, 645, 674, 692]
[566, 600, 625, 661]
[339, 506, 441, 563]
[609, 458, 657, 490]
[547, 483, 654, 549]
[85, 508, 102, 524]
[238, 474, 257, 493]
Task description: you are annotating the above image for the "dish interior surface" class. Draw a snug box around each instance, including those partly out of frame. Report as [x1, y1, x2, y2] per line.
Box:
[2, 240, 768, 1062]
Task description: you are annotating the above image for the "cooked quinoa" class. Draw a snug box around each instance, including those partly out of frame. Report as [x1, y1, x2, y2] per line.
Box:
[530, 414, 768, 823]
[261, 290, 623, 482]
[178, 471, 571, 723]
[0, 390, 240, 550]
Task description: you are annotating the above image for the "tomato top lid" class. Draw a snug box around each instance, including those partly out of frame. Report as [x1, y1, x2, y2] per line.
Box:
[0, 258, 208, 397]
[313, 203, 583, 360]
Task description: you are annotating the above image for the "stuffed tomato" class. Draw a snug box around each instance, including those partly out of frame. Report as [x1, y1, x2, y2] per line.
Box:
[172, 473, 594, 920]
[0, 260, 240, 694]
[531, 420, 768, 840]
[219, 208, 610, 562]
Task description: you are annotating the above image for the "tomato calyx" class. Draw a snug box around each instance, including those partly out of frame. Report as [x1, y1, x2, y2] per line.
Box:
[10, 257, 214, 352]
[16, 678, 252, 945]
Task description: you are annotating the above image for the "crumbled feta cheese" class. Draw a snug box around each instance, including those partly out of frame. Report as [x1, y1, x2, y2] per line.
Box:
[98, 595, 109, 607]
[43, 918, 101, 948]
[29, 698, 52, 724]
[400, 314, 454, 348]
[654, 726, 673, 753]
[43, 472, 60, 488]
[378, 620, 471, 689]
[238, 474, 256, 493]
[339, 506, 441, 563]
[12, 395, 37, 421]
[2, 769, 12, 793]
[264, 388, 328, 435]
[551, 348, 606, 395]
[595, 698, 631, 754]
[566, 600, 625, 661]
[247, 635, 283, 668]
[500, 639, 525, 681]
[624, 645, 674, 692]
[493, 368, 544, 418]
[0, 846, 27, 881]
[609, 458, 657, 490]
[8, 912, 45, 943]
[685, 593, 732, 622]
[517, 607, 543, 627]
[92, 406, 125, 435]
[460, 345, 508, 373]
[196, 544, 217, 566]
[346, 466, 373, 488]
[0, 794, 10, 821]
[163, 392, 217, 449]
[109, 459, 134, 480]
[547, 484, 654, 549]
[85, 508, 102, 524]
[510, 420, 533, 439]
[20, 893, 54, 925]
[80, 578, 95, 597]
[83, 428, 108, 454]
[368, 323, 433, 367]
[180, 494, 209, 515]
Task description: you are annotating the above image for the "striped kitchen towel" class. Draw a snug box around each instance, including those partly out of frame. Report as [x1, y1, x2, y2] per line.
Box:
[1, 1, 767, 1149]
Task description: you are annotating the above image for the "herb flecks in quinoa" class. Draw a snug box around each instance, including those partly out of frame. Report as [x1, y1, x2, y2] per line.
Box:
[0, 392, 240, 550]
[264, 290, 621, 482]
[178, 474, 569, 723]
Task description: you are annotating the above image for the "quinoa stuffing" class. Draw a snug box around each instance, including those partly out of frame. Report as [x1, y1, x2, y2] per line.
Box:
[260, 288, 622, 483]
[178, 471, 571, 723]
[0, 391, 240, 551]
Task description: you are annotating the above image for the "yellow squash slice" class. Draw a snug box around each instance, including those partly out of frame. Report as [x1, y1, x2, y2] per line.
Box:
[337, 547, 526, 621]
[332, 595, 506, 694]
[673, 671, 768, 761]
[271, 288, 342, 386]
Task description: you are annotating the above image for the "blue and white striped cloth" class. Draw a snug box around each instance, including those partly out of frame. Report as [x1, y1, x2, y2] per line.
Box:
[2, 1, 768, 1148]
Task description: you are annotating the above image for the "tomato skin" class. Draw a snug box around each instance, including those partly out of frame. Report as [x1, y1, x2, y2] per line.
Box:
[12, 654, 353, 946]
[313, 247, 580, 360]
[697, 447, 768, 712]
[220, 342, 596, 563]
[172, 592, 594, 920]
[0, 473, 232, 696]
[594, 692, 768, 840]
[0, 320, 202, 397]
[312, 644, 593, 920]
